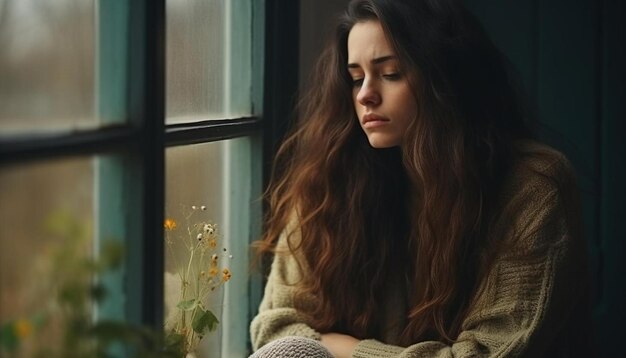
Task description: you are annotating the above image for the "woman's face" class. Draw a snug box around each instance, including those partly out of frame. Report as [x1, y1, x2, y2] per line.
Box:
[347, 20, 417, 148]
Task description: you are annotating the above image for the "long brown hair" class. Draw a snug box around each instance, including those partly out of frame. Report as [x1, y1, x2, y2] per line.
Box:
[258, 0, 532, 345]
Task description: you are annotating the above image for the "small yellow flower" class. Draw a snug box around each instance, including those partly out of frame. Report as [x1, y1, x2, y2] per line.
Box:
[164, 218, 177, 231]
[14, 319, 33, 338]
[222, 268, 232, 282]
[209, 267, 219, 277]
[208, 239, 217, 248]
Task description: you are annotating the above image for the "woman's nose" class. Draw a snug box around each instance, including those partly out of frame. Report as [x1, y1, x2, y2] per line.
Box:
[356, 80, 381, 107]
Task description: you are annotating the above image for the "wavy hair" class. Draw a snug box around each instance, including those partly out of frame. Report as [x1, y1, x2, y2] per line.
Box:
[258, 0, 532, 345]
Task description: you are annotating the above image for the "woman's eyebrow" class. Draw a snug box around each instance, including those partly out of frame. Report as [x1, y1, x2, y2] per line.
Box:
[347, 55, 397, 68]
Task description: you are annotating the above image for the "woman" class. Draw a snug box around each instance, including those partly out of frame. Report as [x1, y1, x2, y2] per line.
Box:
[250, 0, 592, 357]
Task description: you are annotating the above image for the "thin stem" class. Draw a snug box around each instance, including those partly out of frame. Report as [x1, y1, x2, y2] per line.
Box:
[189, 306, 198, 348]
[165, 232, 184, 282]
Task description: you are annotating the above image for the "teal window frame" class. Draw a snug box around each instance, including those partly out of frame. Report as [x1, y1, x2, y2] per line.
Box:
[0, 0, 274, 356]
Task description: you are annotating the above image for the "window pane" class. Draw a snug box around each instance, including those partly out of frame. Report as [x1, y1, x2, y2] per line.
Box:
[165, 137, 253, 357]
[166, 1, 252, 123]
[0, 157, 94, 355]
[0, 0, 96, 136]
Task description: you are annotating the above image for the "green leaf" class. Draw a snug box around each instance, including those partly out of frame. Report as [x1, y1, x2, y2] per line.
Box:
[0, 322, 18, 351]
[191, 308, 219, 334]
[176, 299, 197, 311]
[90, 283, 107, 301]
[164, 332, 185, 354]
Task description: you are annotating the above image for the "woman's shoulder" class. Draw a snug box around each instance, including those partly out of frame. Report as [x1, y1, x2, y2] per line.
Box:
[510, 139, 576, 189]
[491, 140, 582, 256]
[498, 140, 579, 209]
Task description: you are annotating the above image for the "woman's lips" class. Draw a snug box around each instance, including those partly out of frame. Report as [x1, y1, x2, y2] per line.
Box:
[362, 114, 390, 129]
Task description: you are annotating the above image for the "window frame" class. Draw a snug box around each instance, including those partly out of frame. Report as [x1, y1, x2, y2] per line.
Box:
[0, 0, 300, 354]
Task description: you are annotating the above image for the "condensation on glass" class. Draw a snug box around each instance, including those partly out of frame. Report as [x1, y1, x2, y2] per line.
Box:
[0, 0, 95, 136]
[0, 157, 94, 354]
[164, 137, 252, 357]
[166, 0, 253, 123]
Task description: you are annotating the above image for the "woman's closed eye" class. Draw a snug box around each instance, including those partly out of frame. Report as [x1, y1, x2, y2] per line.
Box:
[352, 74, 401, 87]
[352, 78, 364, 87]
[382, 73, 401, 80]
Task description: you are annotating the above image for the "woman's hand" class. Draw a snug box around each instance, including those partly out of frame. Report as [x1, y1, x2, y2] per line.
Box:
[320, 333, 360, 358]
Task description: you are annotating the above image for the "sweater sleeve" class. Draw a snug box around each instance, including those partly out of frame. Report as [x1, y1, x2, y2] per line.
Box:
[352, 154, 590, 357]
[353, 242, 576, 357]
[249, 231, 321, 351]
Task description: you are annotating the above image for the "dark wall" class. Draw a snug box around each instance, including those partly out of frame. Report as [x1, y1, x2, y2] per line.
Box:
[299, 0, 350, 90]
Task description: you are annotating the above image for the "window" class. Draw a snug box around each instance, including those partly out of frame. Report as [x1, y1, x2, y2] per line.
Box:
[0, 1, 272, 356]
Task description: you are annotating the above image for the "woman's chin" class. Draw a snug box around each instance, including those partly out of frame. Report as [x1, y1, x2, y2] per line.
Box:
[366, 135, 400, 149]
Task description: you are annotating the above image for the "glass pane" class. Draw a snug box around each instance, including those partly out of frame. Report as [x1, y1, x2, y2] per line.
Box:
[165, 137, 253, 357]
[166, 0, 252, 123]
[0, 158, 94, 355]
[0, 0, 96, 136]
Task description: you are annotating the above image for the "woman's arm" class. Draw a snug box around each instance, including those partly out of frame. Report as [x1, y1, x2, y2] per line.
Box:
[249, 230, 322, 351]
[352, 236, 586, 357]
[250, 232, 362, 357]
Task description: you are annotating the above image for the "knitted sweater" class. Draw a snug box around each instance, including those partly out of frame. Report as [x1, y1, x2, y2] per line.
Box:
[250, 141, 592, 357]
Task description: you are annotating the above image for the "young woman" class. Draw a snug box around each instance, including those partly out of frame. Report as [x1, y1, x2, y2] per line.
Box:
[250, 0, 592, 357]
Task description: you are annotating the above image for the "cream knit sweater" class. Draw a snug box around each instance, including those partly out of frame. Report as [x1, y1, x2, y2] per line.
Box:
[250, 142, 592, 357]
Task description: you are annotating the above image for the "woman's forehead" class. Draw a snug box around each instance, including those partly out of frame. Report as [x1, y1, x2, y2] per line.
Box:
[347, 20, 396, 65]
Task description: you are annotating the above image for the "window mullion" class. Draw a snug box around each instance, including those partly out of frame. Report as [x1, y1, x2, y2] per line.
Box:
[125, 0, 166, 329]
[96, 0, 166, 332]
